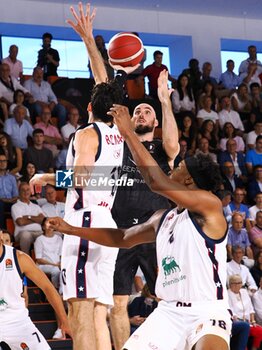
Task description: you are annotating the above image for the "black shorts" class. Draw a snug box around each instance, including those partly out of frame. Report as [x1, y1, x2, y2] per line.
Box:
[113, 242, 157, 296]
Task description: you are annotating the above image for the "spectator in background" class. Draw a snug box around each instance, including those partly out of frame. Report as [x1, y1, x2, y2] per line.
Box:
[246, 121, 262, 151]
[231, 83, 251, 124]
[23, 128, 54, 173]
[249, 193, 262, 222]
[248, 165, 262, 203]
[195, 137, 217, 163]
[4, 105, 33, 150]
[227, 246, 257, 292]
[142, 50, 176, 99]
[229, 188, 251, 232]
[11, 182, 44, 254]
[34, 107, 63, 158]
[9, 89, 31, 122]
[239, 45, 262, 74]
[2, 45, 23, 81]
[198, 119, 219, 154]
[216, 189, 232, 224]
[219, 122, 245, 153]
[128, 284, 158, 335]
[218, 138, 247, 182]
[178, 112, 197, 155]
[0, 131, 22, 176]
[182, 58, 202, 100]
[61, 107, 80, 145]
[240, 63, 262, 89]
[226, 213, 254, 265]
[173, 139, 190, 167]
[171, 73, 195, 114]
[37, 32, 60, 80]
[198, 80, 218, 111]
[246, 135, 262, 175]
[200, 61, 218, 87]
[228, 274, 262, 350]
[249, 212, 262, 257]
[249, 82, 262, 117]
[221, 161, 244, 193]
[89, 35, 114, 81]
[0, 153, 18, 228]
[41, 184, 65, 218]
[250, 252, 262, 288]
[218, 96, 245, 135]
[196, 95, 219, 129]
[24, 66, 67, 127]
[0, 63, 30, 107]
[219, 59, 240, 90]
[34, 224, 63, 290]
[252, 277, 262, 325]
[20, 162, 45, 202]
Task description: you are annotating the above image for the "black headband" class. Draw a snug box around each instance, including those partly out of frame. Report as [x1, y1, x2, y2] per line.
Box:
[184, 156, 211, 191]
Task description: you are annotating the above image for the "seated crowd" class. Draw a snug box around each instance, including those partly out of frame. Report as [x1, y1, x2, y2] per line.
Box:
[0, 39, 262, 348]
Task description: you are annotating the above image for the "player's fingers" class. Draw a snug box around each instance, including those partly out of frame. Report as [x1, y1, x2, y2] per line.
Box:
[70, 6, 80, 23]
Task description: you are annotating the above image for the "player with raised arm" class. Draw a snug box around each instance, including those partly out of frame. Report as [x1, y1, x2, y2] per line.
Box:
[47, 106, 232, 349]
[0, 231, 71, 349]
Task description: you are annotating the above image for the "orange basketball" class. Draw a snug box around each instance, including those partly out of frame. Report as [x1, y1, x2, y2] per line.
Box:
[108, 32, 144, 67]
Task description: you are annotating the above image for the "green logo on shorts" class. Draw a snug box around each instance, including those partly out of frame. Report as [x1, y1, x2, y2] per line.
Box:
[162, 256, 181, 277]
[0, 298, 8, 311]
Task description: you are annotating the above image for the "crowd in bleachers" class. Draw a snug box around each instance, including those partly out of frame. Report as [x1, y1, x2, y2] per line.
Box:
[0, 33, 262, 347]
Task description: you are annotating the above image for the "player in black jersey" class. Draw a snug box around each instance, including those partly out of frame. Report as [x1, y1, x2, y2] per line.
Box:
[110, 70, 179, 349]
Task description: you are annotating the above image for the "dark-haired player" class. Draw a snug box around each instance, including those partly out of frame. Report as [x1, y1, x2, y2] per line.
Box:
[48, 105, 232, 350]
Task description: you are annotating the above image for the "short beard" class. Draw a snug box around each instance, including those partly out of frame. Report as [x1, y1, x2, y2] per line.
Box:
[135, 125, 154, 135]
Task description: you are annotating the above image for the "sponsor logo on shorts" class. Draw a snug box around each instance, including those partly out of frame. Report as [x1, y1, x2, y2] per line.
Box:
[0, 298, 8, 311]
[20, 342, 29, 349]
[148, 342, 159, 349]
[56, 169, 74, 188]
[5, 258, 13, 270]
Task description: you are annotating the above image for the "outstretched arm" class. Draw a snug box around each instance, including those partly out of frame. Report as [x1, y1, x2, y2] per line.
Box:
[67, 2, 107, 84]
[47, 210, 163, 248]
[18, 252, 72, 339]
[158, 70, 180, 167]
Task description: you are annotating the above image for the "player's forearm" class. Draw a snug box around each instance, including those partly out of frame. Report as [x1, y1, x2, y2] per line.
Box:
[43, 285, 68, 324]
[84, 37, 108, 84]
[65, 225, 130, 248]
[161, 101, 180, 161]
[124, 131, 169, 193]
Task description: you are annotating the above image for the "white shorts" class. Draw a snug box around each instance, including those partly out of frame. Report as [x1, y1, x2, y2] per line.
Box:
[0, 317, 50, 350]
[123, 300, 232, 350]
[62, 206, 118, 306]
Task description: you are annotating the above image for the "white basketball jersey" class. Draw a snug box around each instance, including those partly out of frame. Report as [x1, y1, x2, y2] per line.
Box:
[0, 245, 28, 323]
[65, 122, 124, 214]
[155, 208, 228, 303]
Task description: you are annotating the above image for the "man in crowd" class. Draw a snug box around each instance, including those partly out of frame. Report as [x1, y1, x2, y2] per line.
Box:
[24, 66, 67, 127]
[37, 32, 60, 80]
[2, 45, 23, 81]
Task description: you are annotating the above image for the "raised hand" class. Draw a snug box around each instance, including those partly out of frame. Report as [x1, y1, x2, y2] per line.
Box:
[157, 70, 172, 104]
[67, 2, 96, 41]
[107, 104, 133, 139]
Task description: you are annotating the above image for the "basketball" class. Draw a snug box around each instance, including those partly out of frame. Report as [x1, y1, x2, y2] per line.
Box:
[108, 32, 144, 67]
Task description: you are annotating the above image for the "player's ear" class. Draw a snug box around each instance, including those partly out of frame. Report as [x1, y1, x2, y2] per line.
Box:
[154, 118, 159, 127]
[184, 175, 194, 186]
[87, 102, 92, 112]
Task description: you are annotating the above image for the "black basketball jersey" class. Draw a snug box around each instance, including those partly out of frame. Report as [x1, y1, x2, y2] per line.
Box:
[112, 139, 171, 228]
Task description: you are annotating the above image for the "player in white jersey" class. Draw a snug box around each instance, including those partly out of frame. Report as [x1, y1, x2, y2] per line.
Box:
[47, 106, 232, 349]
[0, 231, 71, 349]
[29, 3, 140, 350]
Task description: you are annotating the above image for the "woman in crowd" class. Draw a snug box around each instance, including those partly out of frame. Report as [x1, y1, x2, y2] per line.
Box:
[178, 112, 197, 155]
[198, 119, 219, 153]
[0, 131, 22, 176]
[219, 122, 245, 152]
[171, 74, 195, 114]
[198, 80, 218, 111]
[250, 251, 262, 288]
[228, 274, 262, 350]
[9, 89, 31, 123]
